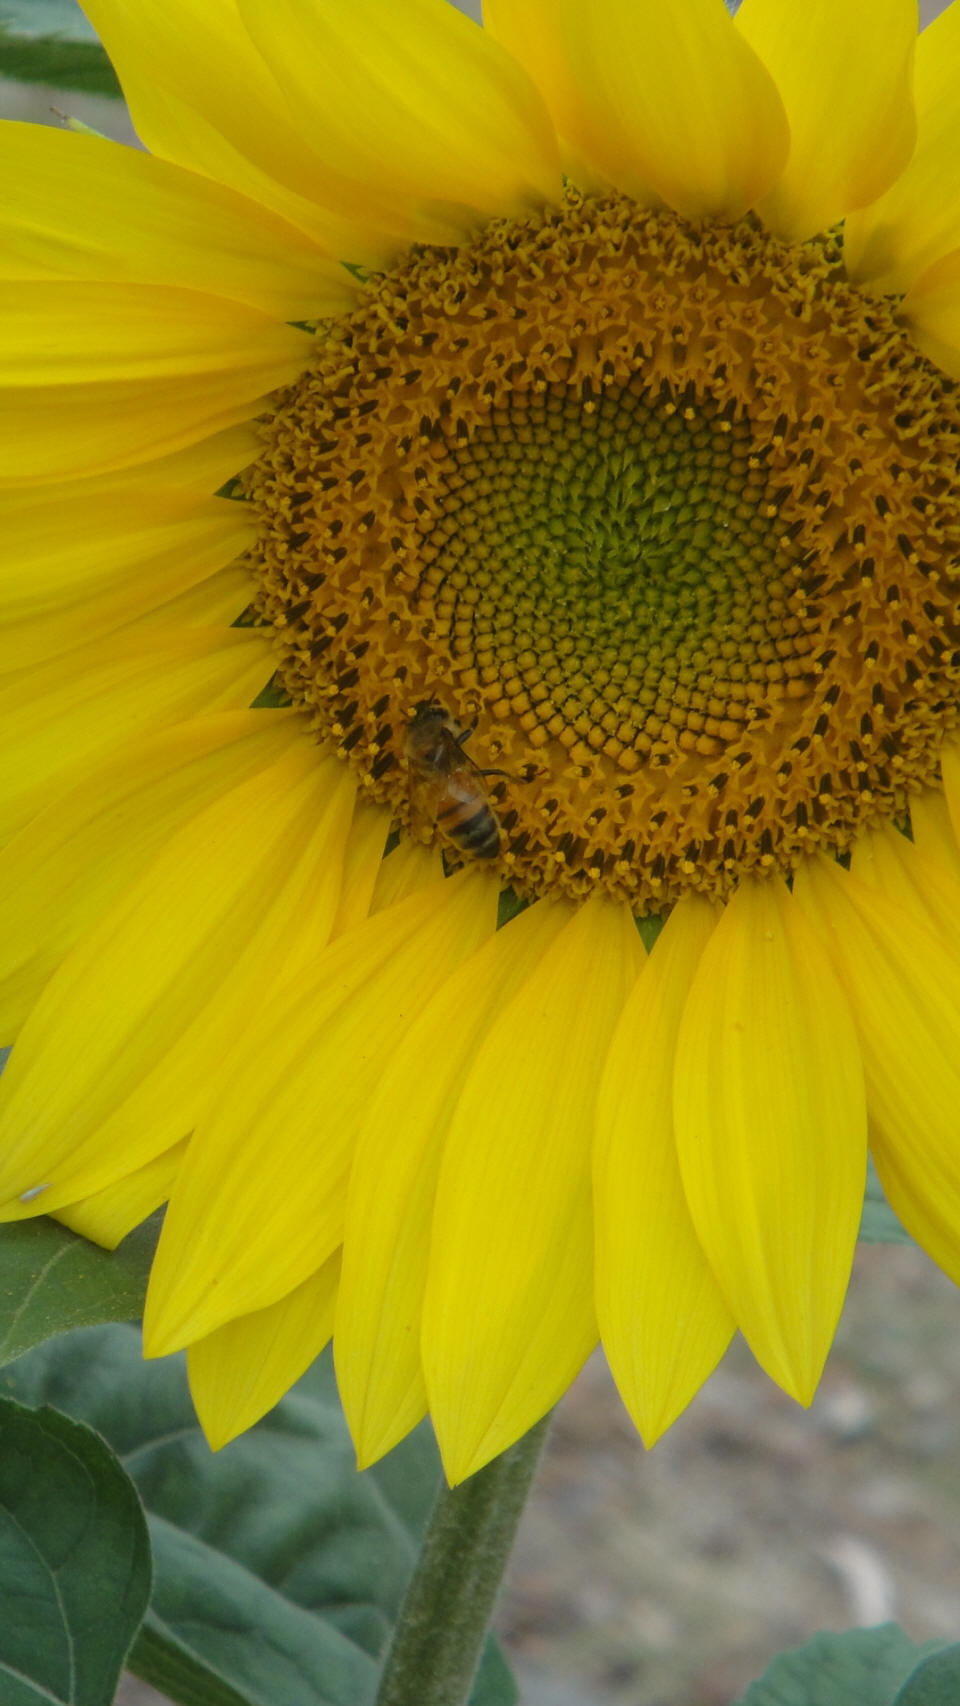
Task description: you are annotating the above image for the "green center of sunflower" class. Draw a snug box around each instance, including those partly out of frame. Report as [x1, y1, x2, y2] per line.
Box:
[247, 189, 960, 908]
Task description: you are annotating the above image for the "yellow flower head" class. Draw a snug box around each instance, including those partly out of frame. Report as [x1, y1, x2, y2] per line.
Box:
[2, 0, 960, 1483]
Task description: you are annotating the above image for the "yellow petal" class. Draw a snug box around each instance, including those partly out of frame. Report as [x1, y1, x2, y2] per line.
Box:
[849, 820, 960, 957]
[0, 274, 306, 488]
[595, 897, 735, 1446]
[0, 745, 356, 1214]
[83, 0, 505, 264]
[335, 897, 572, 1469]
[55, 1139, 187, 1249]
[370, 839, 445, 911]
[0, 423, 254, 500]
[137, 565, 251, 630]
[941, 739, 960, 844]
[482, 0, 598, 187]
[0, 711, 303, 1038]
[0, 369, 299, 488]
[1, 281, 309, 387]
[845, 1, 960, 292]
[674, 878, 866, 1405]
[0, 628, 273, 845]
[124, 423, 257, 492]
[187, 1253, 341, 1448]
[0, 122, 356, 320]
[143, 871, 499, 1355]
[82, 0, 406, 264]
[329, 802, 391, 939]
[909, 783, 960, 877]
[485, 0, 788, 219]
[239, 0, 560, 236]
[422, 896, 642, 1484]
[736, 0, 917, 241]
[794, 855, 960, 1290]
[901, 246, 960, 379]
[27, 421, 256, 501]
[0, 483, 252, 669]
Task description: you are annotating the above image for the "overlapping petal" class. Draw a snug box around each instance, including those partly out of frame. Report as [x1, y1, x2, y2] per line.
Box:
[1, 370, 303, 487]
[845, 1, 960, 292]
[484, 0, 788, 219]
[850, 820, 960, 957]
[481, 0, 589, 183]
[329, 802, 393, 938]
[0, 266, 308, 486]
[0, 745, 357, 1213]
[240, 0, 560, 236]
[55, 1140, 188, 1249]
[902, 246, 960, 379]
[121, 424, 257, 492]
[0, 628, 272, 845]
[2, 281, 308, 387]
[187, 1253, 341, 1447]
[0, 712, 302, 1037]
[422, 896, 642, 1484]
[940, 739, 960, 842]
[84, 0, 557, 262]
[795, 856, 960, 1290]
[336, 896, 573, 1469]
[736, 0, 916, 242]
[0, 481, 252, 669]
[909, 784, 960, 880]
[674, 878, 866, 1404]
[0, 122, 356, 319]
[595, 897, 734, 1446]
[82, 0, 406, 263]
[368, 839, 445, 912]
[136, 566, 251, 631]
[143, 872, 499, 1356]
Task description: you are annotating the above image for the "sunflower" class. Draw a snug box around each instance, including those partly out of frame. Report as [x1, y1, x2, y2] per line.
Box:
[2, 0, 960, 1486]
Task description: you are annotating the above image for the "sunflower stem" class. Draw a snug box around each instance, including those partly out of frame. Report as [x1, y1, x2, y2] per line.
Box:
[374, 1414, 551, 1706]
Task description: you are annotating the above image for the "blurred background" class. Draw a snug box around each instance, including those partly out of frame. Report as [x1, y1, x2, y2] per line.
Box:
[3, 2, 959, 1702]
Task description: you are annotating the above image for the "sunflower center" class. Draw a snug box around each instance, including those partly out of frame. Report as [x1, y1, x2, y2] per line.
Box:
[248, 190, 960, 908]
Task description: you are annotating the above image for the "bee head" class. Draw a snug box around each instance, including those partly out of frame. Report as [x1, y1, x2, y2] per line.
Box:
[404, 701, 449, 763]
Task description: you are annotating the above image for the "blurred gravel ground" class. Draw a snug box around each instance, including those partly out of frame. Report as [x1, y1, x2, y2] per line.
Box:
[501, 1243, 960, 1705]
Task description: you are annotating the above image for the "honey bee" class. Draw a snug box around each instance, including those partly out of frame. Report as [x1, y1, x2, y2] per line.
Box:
[404, 702, 503, 861]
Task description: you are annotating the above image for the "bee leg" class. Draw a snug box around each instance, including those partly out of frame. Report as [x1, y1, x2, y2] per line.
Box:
[441, 846, 460, 878]
[456, 720, 478, 747]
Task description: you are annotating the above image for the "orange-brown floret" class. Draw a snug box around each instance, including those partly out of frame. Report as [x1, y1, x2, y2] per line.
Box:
[247, 189, 960, 908]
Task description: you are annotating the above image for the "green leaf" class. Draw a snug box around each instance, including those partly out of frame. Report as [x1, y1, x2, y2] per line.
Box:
[0, 1214, 160, 1368]
[894, 1646, 960, 1705]
[0, 1396, 151, 1706]
[636, 913, 664, 952]
[736, 1626, 949, 1706]
[859, 1159, 914, 1245]
[0, 28, 122, 96]
[496, 887, 528, 929]
[249, 675, 292, 708]
[6, 1325, 516, 1706]
[129, 1626, 254, 1706]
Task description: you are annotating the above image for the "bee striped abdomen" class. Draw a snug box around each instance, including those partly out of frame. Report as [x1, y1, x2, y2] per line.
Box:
[442, 800, 501, 858]
[404, 702, 504, 864]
